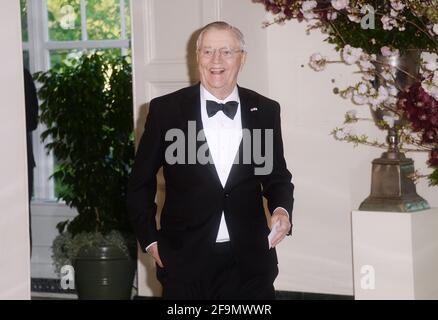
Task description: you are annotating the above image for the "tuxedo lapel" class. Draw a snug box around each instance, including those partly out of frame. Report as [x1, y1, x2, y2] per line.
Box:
[180, 83, 222, 187]
[224, 86, 257, 191]
[180, 83, 202, 128]
[238, 86, 256, 132]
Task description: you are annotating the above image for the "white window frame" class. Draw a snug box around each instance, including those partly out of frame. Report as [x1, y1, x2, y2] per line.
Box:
[24, 0, 130, 202]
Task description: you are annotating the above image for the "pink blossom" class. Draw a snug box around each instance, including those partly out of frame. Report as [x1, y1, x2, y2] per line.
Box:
[342, 45, 363, 65]
[331, 0, 349, 11]
[309, 53, 328, 71]
[380, 46, 399, 57]
[390, 0, 405, 11]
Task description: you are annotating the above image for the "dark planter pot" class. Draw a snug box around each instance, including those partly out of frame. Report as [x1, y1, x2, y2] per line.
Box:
[74, 245, 136, 300]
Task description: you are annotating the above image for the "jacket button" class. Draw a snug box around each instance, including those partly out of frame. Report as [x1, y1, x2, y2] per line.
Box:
[225, 193, 230, 198]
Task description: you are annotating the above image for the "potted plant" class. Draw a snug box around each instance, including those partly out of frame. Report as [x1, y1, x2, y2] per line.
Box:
[35, 52, 136, 299]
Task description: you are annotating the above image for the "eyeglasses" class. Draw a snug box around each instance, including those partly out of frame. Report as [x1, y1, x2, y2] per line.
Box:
[198, 47, 244, 59]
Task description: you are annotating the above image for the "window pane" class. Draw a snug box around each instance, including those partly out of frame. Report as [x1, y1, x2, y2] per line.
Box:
[125, 0, 131, 40]
[48, 0, 81, 41]
[23, 51, 30, 70]
[49, 49, 80, 69]
[108, 48, 123, 59]
[49, 48, 122, 70]
[123, 48, 132, 64]
[20, 0, 28, 42]
[54, 156, 67, 200]
[87, 0, 121, 40]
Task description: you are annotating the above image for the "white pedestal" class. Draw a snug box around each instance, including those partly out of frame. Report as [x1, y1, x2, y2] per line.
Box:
[352, 208, 438, 300]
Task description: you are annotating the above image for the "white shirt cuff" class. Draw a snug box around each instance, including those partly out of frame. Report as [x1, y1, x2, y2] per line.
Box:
[145, 241, 157, 252]
[274, 207, 289, 218]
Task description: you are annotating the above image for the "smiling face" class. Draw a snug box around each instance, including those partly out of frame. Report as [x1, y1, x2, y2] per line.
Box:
[197, 28, 246, 100]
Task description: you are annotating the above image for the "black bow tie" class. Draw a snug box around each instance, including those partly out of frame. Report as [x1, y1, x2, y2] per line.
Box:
[206, 100, 238, 120]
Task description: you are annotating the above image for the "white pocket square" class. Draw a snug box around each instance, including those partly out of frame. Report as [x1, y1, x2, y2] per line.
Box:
[250, 107, 258, 112]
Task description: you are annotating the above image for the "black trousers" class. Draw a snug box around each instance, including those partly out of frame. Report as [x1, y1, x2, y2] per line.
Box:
[157, 242, 277, 300]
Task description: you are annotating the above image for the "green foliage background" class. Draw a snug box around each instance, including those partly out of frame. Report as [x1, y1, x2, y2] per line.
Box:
[46, 0, 130, 41]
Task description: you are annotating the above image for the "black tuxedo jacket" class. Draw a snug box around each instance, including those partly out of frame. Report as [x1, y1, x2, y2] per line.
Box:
[127, 83, 294, 280]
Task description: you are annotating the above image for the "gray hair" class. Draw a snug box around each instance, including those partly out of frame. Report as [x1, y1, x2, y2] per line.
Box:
[196, 21, 246, 52]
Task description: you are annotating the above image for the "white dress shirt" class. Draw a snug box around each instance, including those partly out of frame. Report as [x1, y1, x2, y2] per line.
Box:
[201, 85, 242, 242]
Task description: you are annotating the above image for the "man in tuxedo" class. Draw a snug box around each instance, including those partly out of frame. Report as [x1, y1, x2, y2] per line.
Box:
[127, 21, 294, 299]
[24, 68, 38, 253]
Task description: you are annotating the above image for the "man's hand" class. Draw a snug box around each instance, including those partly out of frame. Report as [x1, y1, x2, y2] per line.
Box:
[269, 208, 292, 248]
[147, 242, 164, 268]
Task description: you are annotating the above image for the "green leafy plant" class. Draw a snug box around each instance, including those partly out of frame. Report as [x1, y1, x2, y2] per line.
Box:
[35, 52, 136, 269]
